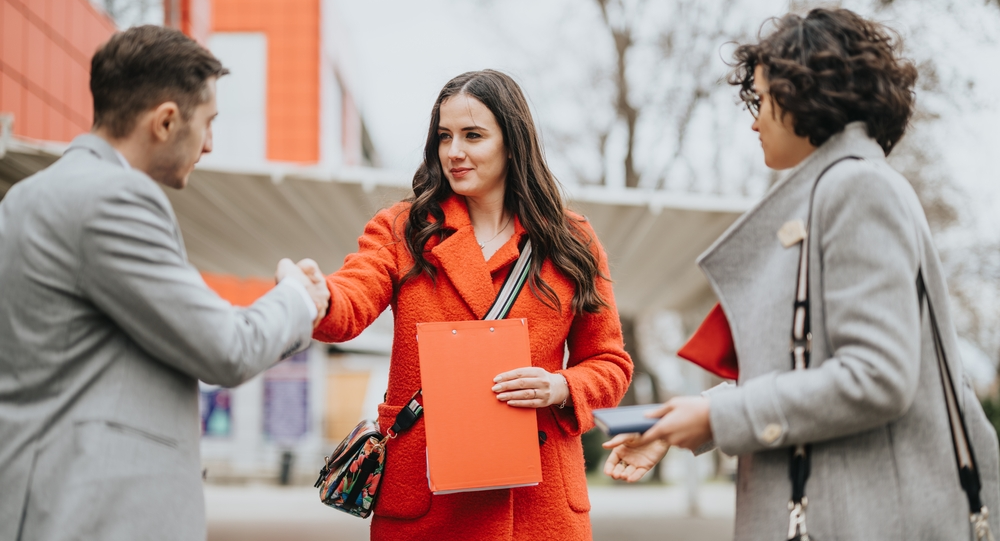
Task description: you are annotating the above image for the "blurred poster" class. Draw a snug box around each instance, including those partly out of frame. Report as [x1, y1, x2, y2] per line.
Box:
[263, 349, 310, 443]
[199, 383, 232, 437]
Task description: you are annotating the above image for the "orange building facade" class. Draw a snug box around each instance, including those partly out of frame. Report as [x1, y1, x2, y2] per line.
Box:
[0, 0, 115, 143]
[165, 0, 372, 168]
[212, 0, 321, 163]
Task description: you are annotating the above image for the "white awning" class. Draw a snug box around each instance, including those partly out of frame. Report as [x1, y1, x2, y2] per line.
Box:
[1, 139, 756, 318]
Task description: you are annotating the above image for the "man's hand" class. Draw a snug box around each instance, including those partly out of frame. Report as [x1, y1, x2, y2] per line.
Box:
[275, 258, 329, 327]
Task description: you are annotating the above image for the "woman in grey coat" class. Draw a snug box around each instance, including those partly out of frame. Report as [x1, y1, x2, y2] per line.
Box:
[604, 8, 1000, 541]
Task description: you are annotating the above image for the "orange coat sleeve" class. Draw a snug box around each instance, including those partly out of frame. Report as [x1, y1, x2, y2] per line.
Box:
[555, 221, 633, 436]
[313, 207, 402, 343]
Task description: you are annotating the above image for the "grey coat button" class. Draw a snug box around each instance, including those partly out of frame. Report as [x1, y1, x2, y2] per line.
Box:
[761, 423, 782, 444]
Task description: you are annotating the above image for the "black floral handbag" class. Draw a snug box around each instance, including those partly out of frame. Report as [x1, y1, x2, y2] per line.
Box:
[314, 240, 533, 518]
[314, 396, 422, 518]
[313, 419, 384, 517]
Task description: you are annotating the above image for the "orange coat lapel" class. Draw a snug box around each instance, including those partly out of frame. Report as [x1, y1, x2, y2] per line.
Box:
[430, 196, 529, 319]
[484, 216, 525, 275]
[430, 196, 496, 319]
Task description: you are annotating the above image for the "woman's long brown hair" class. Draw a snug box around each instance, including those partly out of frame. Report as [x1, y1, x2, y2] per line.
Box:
[402, 70, 608, 314]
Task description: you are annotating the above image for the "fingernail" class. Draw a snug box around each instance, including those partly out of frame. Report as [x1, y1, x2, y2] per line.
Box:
[493, 376, 502, 382]
[491, 385, 501, 392]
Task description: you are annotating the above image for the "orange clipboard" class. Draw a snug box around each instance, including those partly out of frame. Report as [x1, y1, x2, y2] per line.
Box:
[416, 318, 542, 494]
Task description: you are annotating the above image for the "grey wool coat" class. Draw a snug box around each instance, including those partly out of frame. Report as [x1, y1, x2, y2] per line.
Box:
[701, 122, 1000, 540]
[0, 135, 314, 540]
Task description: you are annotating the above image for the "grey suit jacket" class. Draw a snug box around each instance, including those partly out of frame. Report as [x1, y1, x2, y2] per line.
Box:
[700, 123, 1000, 540]
[0, 134, 314, 540]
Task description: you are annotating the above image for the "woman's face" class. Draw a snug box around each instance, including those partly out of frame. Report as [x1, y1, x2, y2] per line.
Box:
[752, 65, 816, 170]
[438, 94, 509, 202]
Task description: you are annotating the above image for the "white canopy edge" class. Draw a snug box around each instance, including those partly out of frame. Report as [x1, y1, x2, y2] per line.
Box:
[1, 138, 756, 319]
[3, 136, 757, 214]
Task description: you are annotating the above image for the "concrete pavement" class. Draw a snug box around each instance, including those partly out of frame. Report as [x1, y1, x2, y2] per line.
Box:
[206, 482, 735, 541]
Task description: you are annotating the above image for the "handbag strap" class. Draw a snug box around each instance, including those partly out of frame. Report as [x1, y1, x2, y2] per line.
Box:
[384, 239, 534, 439]
[786, 156, 860, 541]
[917, 271, 994, 539]
[484, 240, 534, 320]
[787, 157, 993, 541]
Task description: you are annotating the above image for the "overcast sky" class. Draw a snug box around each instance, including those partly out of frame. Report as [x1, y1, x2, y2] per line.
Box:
[331, 0, 567, 174]
[334, 0, 1000, 212]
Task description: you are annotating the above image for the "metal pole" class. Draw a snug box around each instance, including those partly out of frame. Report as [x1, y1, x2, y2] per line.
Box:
[0, 114, 13, 160]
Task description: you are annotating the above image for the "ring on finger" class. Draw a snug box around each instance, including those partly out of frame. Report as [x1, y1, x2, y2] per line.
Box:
[531, 388, 537, 399]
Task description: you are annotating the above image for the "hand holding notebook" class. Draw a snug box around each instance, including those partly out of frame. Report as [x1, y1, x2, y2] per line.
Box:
[592, 404, 662, 436]
[600, 396, 713, 483]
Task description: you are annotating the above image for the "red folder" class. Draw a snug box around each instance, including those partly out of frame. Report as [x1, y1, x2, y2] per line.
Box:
[676, 303, 739, 380]
[416, 319, 543, 494]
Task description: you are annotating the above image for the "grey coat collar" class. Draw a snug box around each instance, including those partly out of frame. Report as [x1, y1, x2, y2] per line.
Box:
[65, 133, 125, 167]
[698, 122, 885, 265]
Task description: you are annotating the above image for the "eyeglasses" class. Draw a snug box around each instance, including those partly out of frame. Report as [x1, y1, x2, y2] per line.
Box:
[744, 89, 762, 119]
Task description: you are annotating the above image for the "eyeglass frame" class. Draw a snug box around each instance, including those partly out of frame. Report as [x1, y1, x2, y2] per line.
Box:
[743, 87, 762, 119]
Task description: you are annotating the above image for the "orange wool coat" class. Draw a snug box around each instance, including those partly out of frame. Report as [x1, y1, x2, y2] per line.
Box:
[313, 195, 632, 541]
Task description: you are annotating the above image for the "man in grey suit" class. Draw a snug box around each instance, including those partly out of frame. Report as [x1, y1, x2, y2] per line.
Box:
[0, 26, 330, 540]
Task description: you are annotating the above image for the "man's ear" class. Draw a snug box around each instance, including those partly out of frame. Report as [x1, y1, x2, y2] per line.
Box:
[150, 101, 181, 142]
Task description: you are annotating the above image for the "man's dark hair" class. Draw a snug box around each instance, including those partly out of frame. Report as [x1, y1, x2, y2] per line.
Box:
[729, 8, 918, 155]
[90, 25, 228, 138]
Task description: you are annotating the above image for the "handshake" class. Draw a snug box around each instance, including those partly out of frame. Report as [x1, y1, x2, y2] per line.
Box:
[275, 257, 330, 328]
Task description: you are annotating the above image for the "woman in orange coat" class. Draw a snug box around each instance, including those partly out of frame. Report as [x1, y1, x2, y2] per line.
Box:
[312, 70, 633, 540]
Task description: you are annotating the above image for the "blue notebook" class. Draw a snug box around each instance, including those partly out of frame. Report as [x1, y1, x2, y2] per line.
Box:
[592, 404, 662, 436]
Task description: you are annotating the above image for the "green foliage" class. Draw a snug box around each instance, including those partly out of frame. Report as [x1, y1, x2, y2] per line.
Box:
[582, 428, 608, 473]
[981, 394, 1000, 439]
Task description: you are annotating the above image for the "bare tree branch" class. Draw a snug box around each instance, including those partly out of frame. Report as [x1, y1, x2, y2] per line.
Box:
[595, 0, 644, 188]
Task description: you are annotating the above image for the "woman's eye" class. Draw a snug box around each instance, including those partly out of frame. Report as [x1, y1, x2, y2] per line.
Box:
[466, 132, 481, 140]
[438, 132, 451, 141]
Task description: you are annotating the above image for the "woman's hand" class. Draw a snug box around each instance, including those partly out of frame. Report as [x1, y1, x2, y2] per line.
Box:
[637, 396, 713, 451]
[602, 435, 670, 483]
[492, 367, 570, 409]
[600, 396, 711, 483]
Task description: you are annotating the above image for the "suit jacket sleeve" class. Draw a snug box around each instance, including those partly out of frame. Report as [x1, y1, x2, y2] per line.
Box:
[78, 174, 314, 387]
[709, 161, 922, 455]
[555, 220, 634, 436]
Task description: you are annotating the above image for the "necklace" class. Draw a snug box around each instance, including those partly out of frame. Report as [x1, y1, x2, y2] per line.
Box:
[476, 214, 513, 250]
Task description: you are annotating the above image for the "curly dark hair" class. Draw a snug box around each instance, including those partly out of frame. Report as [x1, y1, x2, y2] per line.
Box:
[402, 70, 608, 314]
[728, 8, 918, 155]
